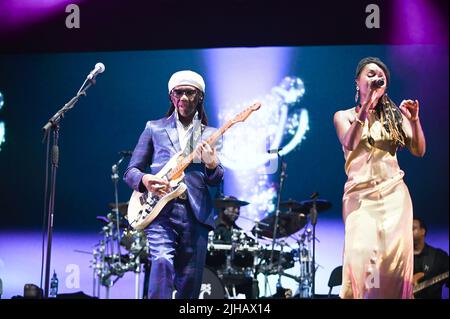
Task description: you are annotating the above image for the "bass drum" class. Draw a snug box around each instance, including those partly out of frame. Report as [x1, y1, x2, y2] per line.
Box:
[199, 267, 226, 299]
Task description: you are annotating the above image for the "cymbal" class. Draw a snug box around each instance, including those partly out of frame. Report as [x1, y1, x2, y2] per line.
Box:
[280, 199, 304, 211]
[252, 211, 307, 239]
[213, 196, 249, 208]
[300, 199, 332, 212]
[108, 201, 129, 216]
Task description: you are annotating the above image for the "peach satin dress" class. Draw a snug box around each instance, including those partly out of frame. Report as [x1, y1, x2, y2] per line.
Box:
[339, 116, 414, 299]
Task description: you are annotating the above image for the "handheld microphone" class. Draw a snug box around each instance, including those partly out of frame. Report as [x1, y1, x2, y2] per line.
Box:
[370, 78, 385, 89]
[87, 62, 105, 80]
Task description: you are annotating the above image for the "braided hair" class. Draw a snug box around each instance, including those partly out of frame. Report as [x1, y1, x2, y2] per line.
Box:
[375, 94, 407, 147]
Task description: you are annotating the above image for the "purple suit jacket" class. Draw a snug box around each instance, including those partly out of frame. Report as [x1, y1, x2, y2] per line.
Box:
[123, 112, 224, 229]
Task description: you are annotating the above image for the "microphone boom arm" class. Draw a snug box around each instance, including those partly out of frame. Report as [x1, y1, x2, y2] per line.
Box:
[42, 78, 94, 140]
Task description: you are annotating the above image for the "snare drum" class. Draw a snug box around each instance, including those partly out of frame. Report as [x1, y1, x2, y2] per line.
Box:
[206, 231, 230, 270]
[206, 229, 258, 271]
[233, 230, 259, 269]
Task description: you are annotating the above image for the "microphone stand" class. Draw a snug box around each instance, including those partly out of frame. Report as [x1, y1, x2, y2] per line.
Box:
[309, 192, 319, 298]
[111, 155, 128, 268]
[41, 75, 99, 298]
[265, 151, 287, 296]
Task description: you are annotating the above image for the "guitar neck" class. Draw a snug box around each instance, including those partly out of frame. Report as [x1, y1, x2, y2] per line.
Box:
[167, 122, 231, 180]
[414, 271, 449, 294]
[165, 102, 261, 181]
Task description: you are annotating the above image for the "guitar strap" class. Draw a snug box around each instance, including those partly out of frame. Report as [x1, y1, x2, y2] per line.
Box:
[182, 119, 205, 157]
[176, 121, 204, 200]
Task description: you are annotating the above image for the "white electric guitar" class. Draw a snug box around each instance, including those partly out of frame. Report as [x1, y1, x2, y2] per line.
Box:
[127, 102, 262, 230]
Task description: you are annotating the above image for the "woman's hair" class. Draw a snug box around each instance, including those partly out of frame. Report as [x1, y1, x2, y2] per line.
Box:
[374, 94, 407, 147]
[355, 56, 391, 86]
[356, 57, 406, 147]
[166, 92, 208, 125]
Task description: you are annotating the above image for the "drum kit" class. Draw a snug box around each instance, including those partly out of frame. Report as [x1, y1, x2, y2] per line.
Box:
[201, 195, 332, 299]
[89, 151, 333, 299]
[90, 195, 332, 299]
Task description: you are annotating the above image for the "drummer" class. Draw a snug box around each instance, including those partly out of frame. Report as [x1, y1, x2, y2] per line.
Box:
[213, 196, 248, 243]
[211, 196, 259, 299]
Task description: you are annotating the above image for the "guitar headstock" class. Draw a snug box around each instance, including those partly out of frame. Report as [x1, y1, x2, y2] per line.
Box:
[231, 102, 262, 124]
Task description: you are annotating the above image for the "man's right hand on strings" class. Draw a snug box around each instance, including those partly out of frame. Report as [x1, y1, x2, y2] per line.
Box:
[142, 174, 170, 197]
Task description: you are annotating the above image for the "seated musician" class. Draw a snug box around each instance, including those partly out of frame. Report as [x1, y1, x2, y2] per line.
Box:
[209, 196, 259, 298]
[413, 217, 449, 299]
[214, 196, 244, 242]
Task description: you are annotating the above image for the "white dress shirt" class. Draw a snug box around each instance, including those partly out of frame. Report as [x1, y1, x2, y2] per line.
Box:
[175, 110, 199, 151]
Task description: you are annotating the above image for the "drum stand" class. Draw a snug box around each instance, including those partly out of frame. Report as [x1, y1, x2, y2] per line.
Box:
[224, 286, 239, 299]
[92, 240, 105, 298]
[222, 245, 238, 299]
[309, 192, 318, 298]
[91, 155, 127, 299]
[294, 228, 313, 298]
[275, 240, 287, 287]
[134, 256, 141, 299]
[142, 262, 151, 299]
[96, 224, 115, 299]
[91, 216, 126, 299]
[111, 154, 128, 267]
[265, 152, 287, 297]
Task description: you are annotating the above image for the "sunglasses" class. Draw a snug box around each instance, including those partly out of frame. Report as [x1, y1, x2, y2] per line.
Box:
[170, 89, 198, 99]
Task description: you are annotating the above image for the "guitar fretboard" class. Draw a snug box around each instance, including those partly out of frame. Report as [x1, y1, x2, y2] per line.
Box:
[166, 104, 259, 181]
[414, 271, 449, 293]
[167, 124, 230, 180]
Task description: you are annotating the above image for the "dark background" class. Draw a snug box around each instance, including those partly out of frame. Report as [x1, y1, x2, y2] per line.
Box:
[1, 0, 448, 53]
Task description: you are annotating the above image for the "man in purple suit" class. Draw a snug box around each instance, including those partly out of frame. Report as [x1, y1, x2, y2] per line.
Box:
[124, 70, 224, 299]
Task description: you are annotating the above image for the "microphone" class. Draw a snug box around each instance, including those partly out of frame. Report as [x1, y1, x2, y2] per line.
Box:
[119, 150, 133, 157]
[370, 78, 385, 89]
[87, 62, 105, 80]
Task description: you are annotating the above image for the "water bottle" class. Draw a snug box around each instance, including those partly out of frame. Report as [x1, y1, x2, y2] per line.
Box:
[49, 270, 58, 298]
